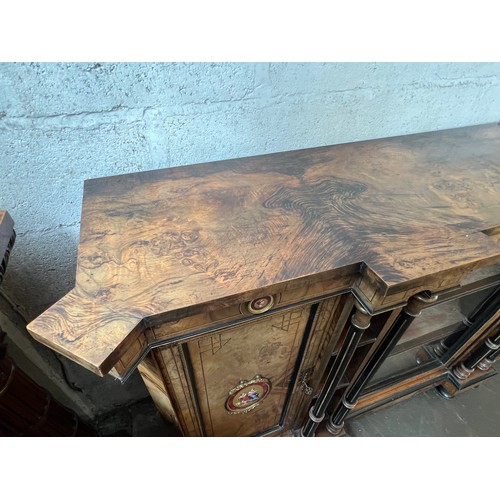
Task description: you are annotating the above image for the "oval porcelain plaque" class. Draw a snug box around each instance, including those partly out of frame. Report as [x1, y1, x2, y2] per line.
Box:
[225, 375, 271, 414]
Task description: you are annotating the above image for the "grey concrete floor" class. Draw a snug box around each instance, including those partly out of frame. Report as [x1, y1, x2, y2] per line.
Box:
[95, 397, 181, 437]
[97, 369, 500, 437]
[345, 372, 500, 437]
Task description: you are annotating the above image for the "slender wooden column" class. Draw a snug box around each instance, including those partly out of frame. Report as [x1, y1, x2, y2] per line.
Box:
[300, 301, 371, 437]
[326, 291, 438, 436]
[450, 325, 500, 381]
[476, 346, 500, 371]
[436, 286, 500, 362]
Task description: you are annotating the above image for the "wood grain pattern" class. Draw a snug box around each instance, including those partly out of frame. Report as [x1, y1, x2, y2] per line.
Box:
[185, 305, 312, 436]
[155, 345, 204, 436]
[26, 124, 500, 375]
[137, 354, 180, 429]
[150, 271, 352, 341]
[344, 365, 449, 419]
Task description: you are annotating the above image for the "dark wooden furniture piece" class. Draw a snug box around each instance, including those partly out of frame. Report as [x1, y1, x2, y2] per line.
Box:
[0, 211, 15, 288]
[27, 124, 500, 436]
[0, 210, 95, 436]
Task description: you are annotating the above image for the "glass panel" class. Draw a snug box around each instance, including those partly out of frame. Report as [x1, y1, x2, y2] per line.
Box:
[366, 345, 430, 388]
[364, 281, 499, 389]
[393, 284, 497, 355]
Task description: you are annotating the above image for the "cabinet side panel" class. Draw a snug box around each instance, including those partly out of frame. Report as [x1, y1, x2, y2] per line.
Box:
[155, 346, 204, 436]
[186, 305, 312, 436]
[112, 331, 148, 378]
[137, 353, 179, 429]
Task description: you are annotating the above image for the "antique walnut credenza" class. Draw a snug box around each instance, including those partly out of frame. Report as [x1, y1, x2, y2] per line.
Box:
[27, 124, 500, 436]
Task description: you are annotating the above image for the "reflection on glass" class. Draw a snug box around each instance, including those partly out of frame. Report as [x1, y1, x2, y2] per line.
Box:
[394, 285, 497, 355]
[365, 282, 499, 388]
[367, 346, 427, 387]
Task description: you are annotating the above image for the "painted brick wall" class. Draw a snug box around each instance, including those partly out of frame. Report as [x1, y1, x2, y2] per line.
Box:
[1, 62, 499, 416]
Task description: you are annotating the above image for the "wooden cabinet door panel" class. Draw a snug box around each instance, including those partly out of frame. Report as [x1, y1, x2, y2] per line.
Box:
[185, 305, 312, 436]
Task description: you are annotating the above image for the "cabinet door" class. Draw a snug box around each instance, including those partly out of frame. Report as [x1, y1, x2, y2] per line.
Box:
[366, 276, 500, 389]
[182, 304, 313, 436]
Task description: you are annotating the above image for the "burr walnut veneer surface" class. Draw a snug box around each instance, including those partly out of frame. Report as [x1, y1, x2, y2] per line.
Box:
[27, 124, 500, 377]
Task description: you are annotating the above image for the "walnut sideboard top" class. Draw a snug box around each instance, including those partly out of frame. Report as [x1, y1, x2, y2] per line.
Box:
[27, 124, 500, 377]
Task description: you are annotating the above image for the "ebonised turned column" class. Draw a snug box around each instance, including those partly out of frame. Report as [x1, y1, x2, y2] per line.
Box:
[300, 301, 371, 437]
[433, 286, 500, 359]
[477, 346, 500, 371]
[449, 319, 500, 381]
[434, 287, 500, 399]
[326, 291, 438, 436]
